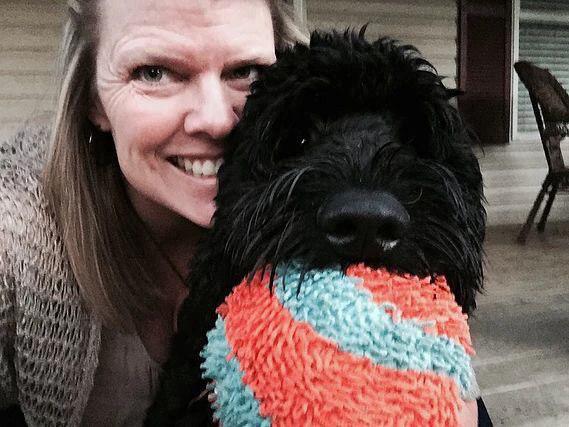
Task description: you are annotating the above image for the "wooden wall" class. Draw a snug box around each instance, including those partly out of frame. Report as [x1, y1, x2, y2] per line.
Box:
[305, 0, 458, 88]
[0, 1, 64, 140]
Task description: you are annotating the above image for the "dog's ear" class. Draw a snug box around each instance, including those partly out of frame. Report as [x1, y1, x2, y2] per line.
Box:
[359, 39, 471, 161]
[417, 78, 486, 314]
[384, 50, 486, 313]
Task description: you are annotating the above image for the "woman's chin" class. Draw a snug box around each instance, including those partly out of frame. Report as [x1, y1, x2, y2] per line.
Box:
[179, 202, 217, 230]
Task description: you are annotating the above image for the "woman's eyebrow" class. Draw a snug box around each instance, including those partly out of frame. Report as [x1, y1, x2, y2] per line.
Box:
[141, 54, 196, 70]
[225, 48, 277, 68]
[224, 56, 274, 70]
[113, 39, 198, 68]
[117, 48, 195, 68]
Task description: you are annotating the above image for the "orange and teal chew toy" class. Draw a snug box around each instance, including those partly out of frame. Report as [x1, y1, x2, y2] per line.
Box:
[201, 264, 479, 426]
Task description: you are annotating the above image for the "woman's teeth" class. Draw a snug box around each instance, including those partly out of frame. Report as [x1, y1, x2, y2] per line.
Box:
[175, 157, 224, 177]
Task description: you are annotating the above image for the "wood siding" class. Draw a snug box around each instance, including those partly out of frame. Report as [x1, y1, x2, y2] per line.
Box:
[0, 1, 64, 140]
[305, 0, 458, 88]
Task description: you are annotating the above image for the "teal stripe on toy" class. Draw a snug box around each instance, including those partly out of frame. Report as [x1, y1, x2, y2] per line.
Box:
[273, 265, 477, 399]
[200, 317, 271, 427]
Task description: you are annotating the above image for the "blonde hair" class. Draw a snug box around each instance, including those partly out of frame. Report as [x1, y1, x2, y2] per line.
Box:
[43, 0, 308, 332]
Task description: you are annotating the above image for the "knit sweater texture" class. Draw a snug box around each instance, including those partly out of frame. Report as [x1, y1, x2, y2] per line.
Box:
[0, 126, 101, 426]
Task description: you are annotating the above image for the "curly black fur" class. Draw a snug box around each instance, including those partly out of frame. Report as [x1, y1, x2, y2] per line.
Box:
[145, 29, 486, 426]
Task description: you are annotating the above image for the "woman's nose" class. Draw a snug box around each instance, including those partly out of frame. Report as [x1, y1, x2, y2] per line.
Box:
[184, 74, 239, 141]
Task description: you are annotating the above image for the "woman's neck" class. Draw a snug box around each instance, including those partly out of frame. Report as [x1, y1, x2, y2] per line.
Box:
[126, 185, 207, 279]
[128, 186, 205, 243]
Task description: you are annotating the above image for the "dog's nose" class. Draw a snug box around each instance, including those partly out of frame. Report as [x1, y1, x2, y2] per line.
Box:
[318, 190, 410, 260]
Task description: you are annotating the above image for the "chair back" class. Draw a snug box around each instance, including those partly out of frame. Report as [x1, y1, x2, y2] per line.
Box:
[514, 61, 569, 172]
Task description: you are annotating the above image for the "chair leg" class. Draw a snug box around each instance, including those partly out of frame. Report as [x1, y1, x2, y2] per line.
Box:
[537, 181, 559, 232]
[517, 178, 551, 244]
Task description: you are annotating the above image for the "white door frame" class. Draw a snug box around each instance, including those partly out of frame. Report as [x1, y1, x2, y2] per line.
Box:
[510, 0, 520, 142]
[292, 0, 307, 25]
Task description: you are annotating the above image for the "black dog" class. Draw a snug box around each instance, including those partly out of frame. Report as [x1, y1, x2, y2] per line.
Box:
[146, 29, 486, 426]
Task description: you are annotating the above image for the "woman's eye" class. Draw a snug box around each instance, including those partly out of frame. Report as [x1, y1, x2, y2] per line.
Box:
[228, 65, 260, 81]
[132, 66, 171, 84]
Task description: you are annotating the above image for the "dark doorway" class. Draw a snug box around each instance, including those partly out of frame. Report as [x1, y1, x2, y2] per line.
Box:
[458, 0, 512, 145]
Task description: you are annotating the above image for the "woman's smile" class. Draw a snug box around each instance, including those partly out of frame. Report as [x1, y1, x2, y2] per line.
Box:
[170, 156, 224, 178]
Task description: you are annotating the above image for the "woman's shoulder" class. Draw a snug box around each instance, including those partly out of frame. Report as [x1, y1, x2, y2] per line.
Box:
[0, 123, 50, 180]
[0, 124, 52, 214]
[0, 124, 78, 322]
[0, 124, 58, 267]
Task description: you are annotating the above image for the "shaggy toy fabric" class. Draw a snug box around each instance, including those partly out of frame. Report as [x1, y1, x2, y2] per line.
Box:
[201, 264, 478, 427]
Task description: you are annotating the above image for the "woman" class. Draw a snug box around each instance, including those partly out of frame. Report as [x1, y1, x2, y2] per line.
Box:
[0, 0, 304, 425]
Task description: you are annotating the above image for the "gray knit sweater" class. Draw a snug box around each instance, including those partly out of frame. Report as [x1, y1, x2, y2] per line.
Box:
[0, 126, 101, 426]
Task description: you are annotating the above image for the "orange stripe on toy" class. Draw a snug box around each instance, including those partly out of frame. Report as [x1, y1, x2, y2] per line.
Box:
[222, 272, 462, 427]
[346, 264, 474, 355]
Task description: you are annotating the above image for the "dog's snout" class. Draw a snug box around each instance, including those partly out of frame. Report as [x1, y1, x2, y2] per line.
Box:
[318, 190, 410, 260]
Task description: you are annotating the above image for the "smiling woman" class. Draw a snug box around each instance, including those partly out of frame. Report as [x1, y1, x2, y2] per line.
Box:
[90, 0, 277, 229]
[0, 0, 306, 425]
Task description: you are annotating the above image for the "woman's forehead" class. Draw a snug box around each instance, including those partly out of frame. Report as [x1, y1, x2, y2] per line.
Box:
[97, 0, 274, 52]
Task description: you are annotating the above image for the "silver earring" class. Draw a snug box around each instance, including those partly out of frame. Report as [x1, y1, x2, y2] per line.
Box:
[88, 131, 93, 145]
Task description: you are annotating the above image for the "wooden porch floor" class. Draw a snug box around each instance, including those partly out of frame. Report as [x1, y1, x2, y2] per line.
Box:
[471, 223, 569, 426]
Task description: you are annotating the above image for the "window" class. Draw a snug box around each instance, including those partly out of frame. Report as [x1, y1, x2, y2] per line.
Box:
[515, 0, 569, 138]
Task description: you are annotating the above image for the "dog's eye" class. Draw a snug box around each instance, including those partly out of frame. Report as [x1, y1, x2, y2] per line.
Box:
[273, 136, 309, 162]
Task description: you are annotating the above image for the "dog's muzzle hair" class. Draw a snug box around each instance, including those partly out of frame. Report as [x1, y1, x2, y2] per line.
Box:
[145, 28, 486, 426]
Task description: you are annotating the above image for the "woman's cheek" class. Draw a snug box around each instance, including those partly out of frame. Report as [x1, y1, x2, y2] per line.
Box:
[229, 88, 250, 119]
[113, 95, 185, 152]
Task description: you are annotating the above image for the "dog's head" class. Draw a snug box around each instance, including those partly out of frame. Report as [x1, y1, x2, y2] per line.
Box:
[214, 30, 486, 313]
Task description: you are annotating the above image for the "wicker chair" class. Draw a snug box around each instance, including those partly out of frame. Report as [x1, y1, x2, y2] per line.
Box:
[514, 61, 569, 244]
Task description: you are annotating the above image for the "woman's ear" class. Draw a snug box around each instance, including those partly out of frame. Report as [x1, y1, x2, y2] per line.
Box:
[88, 95, 112, 132]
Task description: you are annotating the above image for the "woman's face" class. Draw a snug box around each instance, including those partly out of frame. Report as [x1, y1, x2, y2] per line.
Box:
[90, 0, 276, 229]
